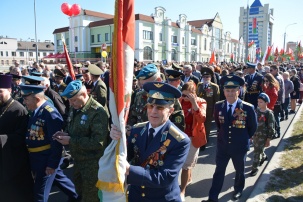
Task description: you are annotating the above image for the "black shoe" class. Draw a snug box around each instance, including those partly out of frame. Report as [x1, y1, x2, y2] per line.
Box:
[285, 116, 288, 120]
[250, 168, 258, 176]
[280, 117, 284, 121]
[233, 191, 242, 200]
[259, 156, 268, 166]
[200, 145, 206, 151]
[289, 110, 295, 114]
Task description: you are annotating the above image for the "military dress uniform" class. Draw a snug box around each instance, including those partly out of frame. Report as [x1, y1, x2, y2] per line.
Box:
[126, 82, 190, 202]
[20, 85, 65, 202]
[206, 76, 257, 202]
[244, 63, 263, 108]
[62, 80, 109, 202]
[197, 68, 220, 141]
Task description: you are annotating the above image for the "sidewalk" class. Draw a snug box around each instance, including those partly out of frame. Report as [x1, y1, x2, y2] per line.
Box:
[247, 103, 303, 201]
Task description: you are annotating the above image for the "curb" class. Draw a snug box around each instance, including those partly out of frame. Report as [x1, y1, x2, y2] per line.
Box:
[247, 103, 303, 201]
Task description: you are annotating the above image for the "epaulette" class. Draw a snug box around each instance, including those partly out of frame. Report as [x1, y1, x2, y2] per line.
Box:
[216, 100, 225, 105]
[44, 105, 54, 113]
[242, 101, 253, 107]
[197, 82, 203, 87]
[62, 83, 67, 87]
[91, 100, 101, 110]
[169, 124, 185, 142]
[133, 121, 148, 129]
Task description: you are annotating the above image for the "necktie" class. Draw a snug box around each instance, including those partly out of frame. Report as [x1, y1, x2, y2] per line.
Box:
[228, 104, 233, 120]
[204, 84, 208, 89]
[250, 75, 253, 81]
[146, 128, 155, 149]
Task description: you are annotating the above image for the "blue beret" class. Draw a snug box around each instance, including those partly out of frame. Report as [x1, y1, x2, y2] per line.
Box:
[75, 74, 83, 80]
[19, 84, 45, 96]
[136, 64, 158, 80]
[258, 93, 270, 103]
[247, 62, 257, 68]
[220, 75, 244, 88]
[143, 81, 181, 105]
[60, 80, 82, 99]
[23, 76, 45, 85]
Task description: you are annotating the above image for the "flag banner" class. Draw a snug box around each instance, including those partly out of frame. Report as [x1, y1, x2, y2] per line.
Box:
[248, 40, 255, 48]
[62, 34, 75, 80]
[96, 0, 135, 201]
[261, 45, 273, 65]
[209, 51, 216, 64]
[230, 53, 234, 62]
[253, 18, 257, 34]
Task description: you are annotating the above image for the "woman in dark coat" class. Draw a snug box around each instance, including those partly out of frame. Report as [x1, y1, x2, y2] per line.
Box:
[289, 69, 300, 113]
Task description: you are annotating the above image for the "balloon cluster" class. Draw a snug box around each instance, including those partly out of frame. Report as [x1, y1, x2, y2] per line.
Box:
[61, 3, 81, 16]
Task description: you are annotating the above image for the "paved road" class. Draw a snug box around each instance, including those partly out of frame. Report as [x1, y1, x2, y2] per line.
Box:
[49, 104, 300, 202]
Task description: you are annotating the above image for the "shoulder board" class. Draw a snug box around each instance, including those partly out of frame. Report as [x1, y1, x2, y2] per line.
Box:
[91, 100, 102, 110]
[169, 124, 185, 142]
[210, 82, 219, 87]
[62, 83, 67, 87]
[242, 101, 253, 107]
[133, 121, 148, 129]
[44, 105, 54, 113]
[216, 100, 225, 105]
[197, 82, 203, 87]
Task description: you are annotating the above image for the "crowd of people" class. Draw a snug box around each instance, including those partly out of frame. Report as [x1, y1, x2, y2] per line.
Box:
[0, 59, 303, 202]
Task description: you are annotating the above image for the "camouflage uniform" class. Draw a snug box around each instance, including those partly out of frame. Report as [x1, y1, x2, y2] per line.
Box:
[252, 108, 275, 170]
[128, 90, 185, 130]
[65, 96, 109, 202]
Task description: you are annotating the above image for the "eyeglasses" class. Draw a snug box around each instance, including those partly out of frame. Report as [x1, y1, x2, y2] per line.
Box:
[146, 103, 167, 111]
[263, 79, 269, 82]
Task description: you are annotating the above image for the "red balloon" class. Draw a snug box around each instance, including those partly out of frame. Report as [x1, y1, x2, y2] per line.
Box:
[61, 3, 72, 16]
[71, 4, 81, 16]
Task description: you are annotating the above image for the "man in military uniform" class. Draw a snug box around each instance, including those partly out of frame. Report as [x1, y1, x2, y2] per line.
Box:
[0, 75, 34, 202]
[197, 67, 220, 144]
[20, 84, 68, 202]
[53, 80, 109, 202]
[165, 69, 184, 91]
[11, 74, 23, 103]
[244, 62, 263, 108]
[88, 64, 109, 115]
[81, 67, 94, 93]
[128, 64, 185, 131]
[110, 81, 190, 202]
[203, 75, 257, 202]
[53, 69, 67, 94]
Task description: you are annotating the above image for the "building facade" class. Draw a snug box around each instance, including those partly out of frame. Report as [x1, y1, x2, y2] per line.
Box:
[0, 36, 54, 66]
[53, 7, 246, 63]
[239, 0, 274, 54]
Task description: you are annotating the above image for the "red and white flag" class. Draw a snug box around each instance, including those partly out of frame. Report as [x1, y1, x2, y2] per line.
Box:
[96, 0, 135, 201]
[261, 45, 273, 65]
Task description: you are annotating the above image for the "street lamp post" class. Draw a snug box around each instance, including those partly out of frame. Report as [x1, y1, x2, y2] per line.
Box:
[283, 23, 297, 51]
[34, 0, 38, 63]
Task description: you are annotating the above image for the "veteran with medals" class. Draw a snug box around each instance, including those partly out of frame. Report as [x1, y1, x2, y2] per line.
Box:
[111, 81, 190, 202]
[20, 84, 64, 202]
[203, 75, 257, 202]
[53, 80, 109, 202]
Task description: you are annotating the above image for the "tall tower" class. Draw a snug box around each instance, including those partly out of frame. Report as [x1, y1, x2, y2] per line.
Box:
[239, 0, 274, 53]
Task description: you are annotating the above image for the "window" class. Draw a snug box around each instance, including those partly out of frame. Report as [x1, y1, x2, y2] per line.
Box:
[6, 51, 8, 56]
[143, 30, 153, 40]
[143, 46, 153, 60]
[159, 33, 162, 41]
[0, 51, 3, 56]
[1, 60, 4, 65]
[172, 36, 177, 43]
[20, 52, 24, 57]
[171, 49, 177, 61]
[11, 52, 16, 56]
[105, 33, 109, 41]
[91, 35, 95, 43]
[38, 52, 40, 57]
[6, 60, 9, 65]
[66, 38, 69, 45]
[75, 47, 78, 52]
[20, 60, 25, 65]
[204, 38, 207, 50]
[75, 36, 78, 42]
[191, 39, 196, 45]
[182, 37, 185, 45]
[29, 52, 33, 57]
[43, 52, 47, 56]
[57, 39, 62, 46]
[98, 34, 101, 42]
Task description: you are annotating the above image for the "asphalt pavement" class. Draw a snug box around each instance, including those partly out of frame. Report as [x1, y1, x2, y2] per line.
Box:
[49, 104, 301, 202]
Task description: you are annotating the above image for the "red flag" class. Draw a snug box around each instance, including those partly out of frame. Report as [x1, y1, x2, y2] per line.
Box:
[253, 18, 257, 34]
[265, 45, 273, 61]
[63, 42, 75, 80]
[97, 0, 135, 200]
[209, 51, 216, 64]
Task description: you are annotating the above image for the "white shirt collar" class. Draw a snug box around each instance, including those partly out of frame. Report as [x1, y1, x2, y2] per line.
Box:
[226, 99, 238, 113]
[148, 122, 167, 138]
[33, 100, 46, 116]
